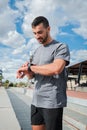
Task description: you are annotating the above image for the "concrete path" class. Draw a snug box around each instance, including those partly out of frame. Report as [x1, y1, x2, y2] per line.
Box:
[7, 89, 32, 130]
[0, 87, 21, 130]
[7, 88, 74, 130]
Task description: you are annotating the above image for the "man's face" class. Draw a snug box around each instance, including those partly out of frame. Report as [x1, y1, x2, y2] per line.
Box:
[32, 23, 50, 44]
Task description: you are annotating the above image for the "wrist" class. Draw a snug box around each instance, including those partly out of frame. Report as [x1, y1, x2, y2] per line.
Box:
[28, 63, 33, 72]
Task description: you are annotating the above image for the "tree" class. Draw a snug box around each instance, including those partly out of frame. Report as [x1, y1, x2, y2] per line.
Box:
[4, 80, 10, 89]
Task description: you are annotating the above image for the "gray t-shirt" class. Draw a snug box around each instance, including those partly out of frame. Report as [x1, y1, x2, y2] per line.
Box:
[32, 40, 70, 108]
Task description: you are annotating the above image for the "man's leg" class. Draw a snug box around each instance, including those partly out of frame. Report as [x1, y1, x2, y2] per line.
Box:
[31, 105, 46, 130]
[43, 107, 63, 130]
[32, 125, 45, 130]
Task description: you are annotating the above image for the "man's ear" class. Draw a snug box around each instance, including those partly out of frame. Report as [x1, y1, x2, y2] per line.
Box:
[48, 26, 50, 31]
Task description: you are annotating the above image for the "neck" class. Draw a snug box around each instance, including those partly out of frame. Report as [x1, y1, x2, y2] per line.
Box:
[43, 36, 53, 46]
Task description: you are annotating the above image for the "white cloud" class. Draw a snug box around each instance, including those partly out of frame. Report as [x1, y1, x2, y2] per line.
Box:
[21, 0, 68, 38]
[18, 0, 87, 40]
[15, 0, 31, 14]
[0, 1, 25, 49]
[0, 0, 9, 13]
[59, 32, 69, 36]
[70, 49, 87, 63]
[13, 44, 26, 54]
[26, 38, 40, 54]
[59, 0, 87, 39]
[1, 31, 26, 48]
[0, 57, 27, 82]
[1, 0, 87, 82]
[12, 38, 39, 57]
[72, 24, 87, 39]
[0, 1, 19, 37]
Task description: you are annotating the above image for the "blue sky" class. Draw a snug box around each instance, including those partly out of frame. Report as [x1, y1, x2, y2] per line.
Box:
[0, 0, 87, 82]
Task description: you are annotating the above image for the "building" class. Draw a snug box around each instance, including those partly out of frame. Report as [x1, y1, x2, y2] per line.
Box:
[67, 60, 87, 91]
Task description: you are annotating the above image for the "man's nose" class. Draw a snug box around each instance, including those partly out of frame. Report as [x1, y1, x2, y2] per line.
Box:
[35, 34, 40, 39]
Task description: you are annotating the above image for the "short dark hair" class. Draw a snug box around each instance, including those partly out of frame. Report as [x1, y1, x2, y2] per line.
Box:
[31, 16, 49, 28]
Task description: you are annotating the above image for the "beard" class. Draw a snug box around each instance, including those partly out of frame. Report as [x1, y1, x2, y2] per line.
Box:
[37, 32, 48, 44]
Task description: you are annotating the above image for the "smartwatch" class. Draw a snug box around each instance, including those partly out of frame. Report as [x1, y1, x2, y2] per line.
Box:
[28, 63, 33, 72]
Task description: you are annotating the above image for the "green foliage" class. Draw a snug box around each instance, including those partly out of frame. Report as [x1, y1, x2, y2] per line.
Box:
[8, 82, 14, 87]
[2, 80, 10, 89]
[2, 79, 27, 88]
[0, 75, 3, 80]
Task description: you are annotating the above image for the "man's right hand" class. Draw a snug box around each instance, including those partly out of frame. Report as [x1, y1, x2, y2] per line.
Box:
[16, 62, 29, 79]
[16, 62, 34, 79]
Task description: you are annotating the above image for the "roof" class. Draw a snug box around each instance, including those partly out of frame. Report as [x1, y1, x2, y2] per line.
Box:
[67, 60, 87, 75]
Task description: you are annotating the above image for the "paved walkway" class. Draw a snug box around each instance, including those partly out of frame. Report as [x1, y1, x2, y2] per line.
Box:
[7, 89, 32, 130]
[7, 88, 74, 130]
[67, 90, 87, 99]
[0, 87, 21, 130]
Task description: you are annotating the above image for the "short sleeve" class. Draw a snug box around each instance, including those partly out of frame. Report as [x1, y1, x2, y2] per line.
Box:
[54, 43, 70, 66]
[31, 46, 41, 65]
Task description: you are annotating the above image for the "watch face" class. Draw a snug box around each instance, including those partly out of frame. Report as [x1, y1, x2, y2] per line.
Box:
[27, 63, 30, 71]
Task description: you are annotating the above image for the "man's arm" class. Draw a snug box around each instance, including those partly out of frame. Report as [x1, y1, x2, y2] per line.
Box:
[16, 62, 34, 79]
[30, 59, 66, 76]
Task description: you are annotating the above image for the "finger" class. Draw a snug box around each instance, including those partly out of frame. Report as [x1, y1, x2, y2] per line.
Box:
[16, 73, 21, 78]
[16, 72, 25, 79]
[20, 73, 25, 78]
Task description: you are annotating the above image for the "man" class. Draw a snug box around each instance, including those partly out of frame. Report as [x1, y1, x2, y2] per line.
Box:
[17, 16, 70, 130]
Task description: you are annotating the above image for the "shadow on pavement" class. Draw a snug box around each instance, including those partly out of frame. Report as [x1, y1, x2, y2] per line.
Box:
[7, 89, 32, 130]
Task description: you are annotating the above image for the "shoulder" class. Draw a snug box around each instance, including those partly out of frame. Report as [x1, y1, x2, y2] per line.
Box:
[53, 40, 69, 49]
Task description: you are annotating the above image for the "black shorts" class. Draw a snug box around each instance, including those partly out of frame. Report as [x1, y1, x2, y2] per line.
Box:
[31, 104, 63, 130]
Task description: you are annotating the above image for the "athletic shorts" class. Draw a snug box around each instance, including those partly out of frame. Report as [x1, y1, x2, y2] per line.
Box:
[31, 104, 63, 130]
